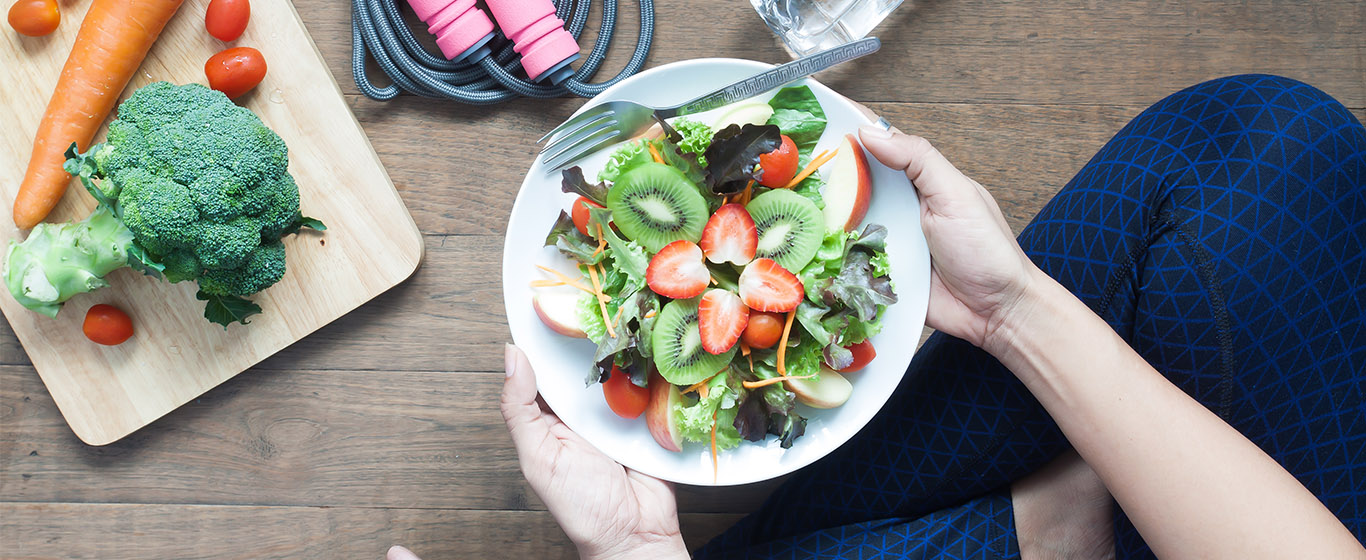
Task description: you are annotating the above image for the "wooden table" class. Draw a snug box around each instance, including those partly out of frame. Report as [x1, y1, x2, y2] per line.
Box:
[2, 1, 1362, 557]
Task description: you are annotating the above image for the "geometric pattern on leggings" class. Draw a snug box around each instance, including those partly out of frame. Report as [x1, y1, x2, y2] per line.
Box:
[697, 491, 1018, 560]
[696, 75, 1366, 558]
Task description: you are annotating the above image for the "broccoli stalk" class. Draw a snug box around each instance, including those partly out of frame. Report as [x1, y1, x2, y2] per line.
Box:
[2, 82, 324, 327]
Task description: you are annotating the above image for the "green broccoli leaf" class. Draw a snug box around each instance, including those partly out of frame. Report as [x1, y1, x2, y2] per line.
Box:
[297, 216, 327, 231]
[197, 290, 262, 328]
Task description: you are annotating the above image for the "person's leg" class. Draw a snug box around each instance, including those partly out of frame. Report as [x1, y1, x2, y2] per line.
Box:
[696, 74, 1366, 557]
[1078, 76, 1366, 557]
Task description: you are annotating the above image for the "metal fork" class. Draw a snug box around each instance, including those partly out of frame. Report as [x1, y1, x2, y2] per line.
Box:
[538, 37, 882, 170]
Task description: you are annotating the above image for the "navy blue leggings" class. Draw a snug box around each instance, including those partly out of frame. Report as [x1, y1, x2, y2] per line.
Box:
[695, 75, 1366, 559]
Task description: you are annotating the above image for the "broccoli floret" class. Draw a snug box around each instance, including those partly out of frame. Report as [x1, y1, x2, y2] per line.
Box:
[3, 82, 323, 327]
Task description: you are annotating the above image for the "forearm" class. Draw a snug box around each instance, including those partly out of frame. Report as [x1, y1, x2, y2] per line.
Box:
[989, 270, 1364, 558]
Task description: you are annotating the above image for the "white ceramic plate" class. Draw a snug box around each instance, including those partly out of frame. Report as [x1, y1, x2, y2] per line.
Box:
[503, 58, 930, 486]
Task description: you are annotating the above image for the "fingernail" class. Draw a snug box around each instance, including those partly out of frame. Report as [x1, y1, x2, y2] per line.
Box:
[387, 545, 419, 560]
[859, 124, 892, 140]
[504, 343, 517, 378]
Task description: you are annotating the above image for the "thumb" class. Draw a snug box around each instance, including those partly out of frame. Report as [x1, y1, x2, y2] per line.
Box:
[857, 125, 974, 200]
[387, 545, 421, 560]
[500, 344, 541, 426]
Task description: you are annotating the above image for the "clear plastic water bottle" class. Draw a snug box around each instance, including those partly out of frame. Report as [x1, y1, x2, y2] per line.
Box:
[750, 0, 903, 57]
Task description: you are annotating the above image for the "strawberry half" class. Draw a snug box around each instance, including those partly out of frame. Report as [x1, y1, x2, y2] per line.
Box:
[698, 203, 758, 266]
[699, 289, 750, 354]
[738, 258, 804, 313]
[647, 240, 709, 299]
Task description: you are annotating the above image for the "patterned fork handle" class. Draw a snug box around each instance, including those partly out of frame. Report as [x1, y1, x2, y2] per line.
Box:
[659, 37, 882, 119]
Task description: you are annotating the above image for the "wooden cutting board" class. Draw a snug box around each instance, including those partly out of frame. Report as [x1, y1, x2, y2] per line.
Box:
[0, 1, 423, 445]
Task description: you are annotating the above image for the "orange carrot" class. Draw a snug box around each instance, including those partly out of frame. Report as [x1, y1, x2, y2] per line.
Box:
[14, 0, 185, 229]
[709, 409, 719, 483]
[742, 374, 816, 389]
[776, 309, 796, 375]
[648, 143, 664, 164]
[783, 149, 838, 189]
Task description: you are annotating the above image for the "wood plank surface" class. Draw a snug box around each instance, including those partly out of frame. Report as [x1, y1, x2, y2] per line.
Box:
[2, 0, 1362, 556]
[0, 0, 423, 446]
[0, 503, 741, 559]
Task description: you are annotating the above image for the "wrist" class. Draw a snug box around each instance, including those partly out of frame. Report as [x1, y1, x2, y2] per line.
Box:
[981, 267, 1070, 361]
[580, 534, 689, 560]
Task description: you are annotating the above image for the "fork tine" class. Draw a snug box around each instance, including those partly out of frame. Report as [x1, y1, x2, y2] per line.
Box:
[540, 114, 615, 157]
[538, 103, 614, 144]
[544, 128, 625, 171]
[542, 118, 617, 165]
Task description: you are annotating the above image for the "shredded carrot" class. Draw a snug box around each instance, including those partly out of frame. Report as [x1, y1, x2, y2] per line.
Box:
[529, 279, 566, 288]
[741, 341, 754, 374]
[683, 374, 717, 396]
[611, 305, 625, 330]
[586, 264, 617, 339]
[644, 309, 656, 319]
[649, 143, 664, 164]
[784, 148, 838, 189]
[710, 409, 719, 483]
[535, 265, 599, 296]
[776, 309, 797, 375]
[591, 224, 607, 257]
[742, 374, 817, 389]
[739, 181, 754, 205]
[709, 275, 719, 286]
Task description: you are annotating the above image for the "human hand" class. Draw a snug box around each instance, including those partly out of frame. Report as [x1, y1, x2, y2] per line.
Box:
[500, 344, 689, 560]
[857, 124, 1042, 352]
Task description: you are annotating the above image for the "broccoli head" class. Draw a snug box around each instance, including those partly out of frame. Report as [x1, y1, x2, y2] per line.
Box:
[3, 82, 324, 327]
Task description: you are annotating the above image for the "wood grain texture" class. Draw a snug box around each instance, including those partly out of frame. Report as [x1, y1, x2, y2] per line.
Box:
[2, 0, 1362, 556]
[0, 503, 741, 559]
[0, 364, 783, 513]
[0, 0, 423, 445]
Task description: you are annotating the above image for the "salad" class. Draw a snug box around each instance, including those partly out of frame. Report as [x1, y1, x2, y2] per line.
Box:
[532, 86, 897, 474]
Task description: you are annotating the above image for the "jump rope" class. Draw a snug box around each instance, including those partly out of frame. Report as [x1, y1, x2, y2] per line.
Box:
[350, 0, 656, 104]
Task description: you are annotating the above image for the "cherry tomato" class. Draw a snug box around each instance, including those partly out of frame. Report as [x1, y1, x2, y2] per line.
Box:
[83, 304, 133, 346]
[741, 311, 784, 349]
[570, 196, 604, 237]
[205, 0, 250, 42]
[603, 366, 649, 419]
[205, 46, 267, 99]
[8, 0, 59, 37]
[757, 135, 798, 188]
[838, 340, 876, 373]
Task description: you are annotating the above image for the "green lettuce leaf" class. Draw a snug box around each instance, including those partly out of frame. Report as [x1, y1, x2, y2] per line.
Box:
[672, 118, 714, 166]
[766, 86, 827, 158]
[597, 140, 653, 183]
[702, 124, 781, 196]
[544, 211, 607, 265]
[561, 167, 610, 206]
[586, 207, 648, 293]
[674, 373, 743, 450]
[767, 108, 825, 157]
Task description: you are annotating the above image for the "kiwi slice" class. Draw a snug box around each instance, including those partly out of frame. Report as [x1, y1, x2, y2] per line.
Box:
[746, 189, 825, 272]
[606, 162, 708, 253]
[652, 298, 736, 385]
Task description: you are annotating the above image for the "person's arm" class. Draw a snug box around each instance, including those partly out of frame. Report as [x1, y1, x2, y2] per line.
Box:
[856, 125, 1365, 559]
[998, 270, 1363, 558]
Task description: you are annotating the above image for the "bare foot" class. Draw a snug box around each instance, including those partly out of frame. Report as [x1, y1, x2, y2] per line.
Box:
[1013, 449, 1116, 559]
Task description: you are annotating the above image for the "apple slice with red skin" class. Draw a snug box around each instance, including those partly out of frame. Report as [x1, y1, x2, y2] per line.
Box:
[646, 370, 685, 452]
[821, 134, 873, 232]
[532, 290, 586, 338]
[785, 367, 853, 409]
